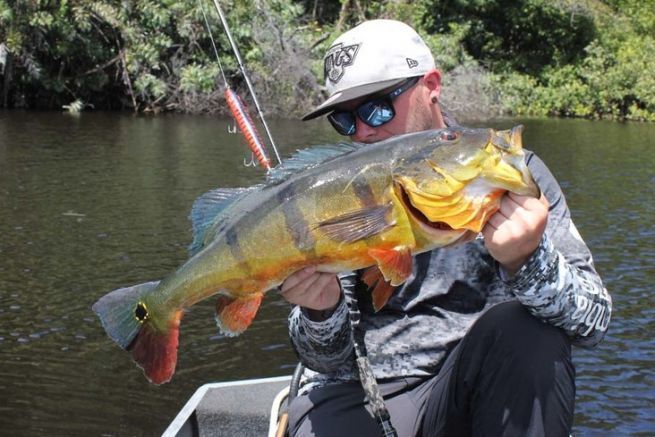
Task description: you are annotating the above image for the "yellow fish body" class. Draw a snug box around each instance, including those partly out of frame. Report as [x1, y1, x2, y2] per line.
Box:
[93, 126, 539, 384]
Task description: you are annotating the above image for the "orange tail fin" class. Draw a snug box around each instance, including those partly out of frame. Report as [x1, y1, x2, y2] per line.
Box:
[129, 310, 183, 385]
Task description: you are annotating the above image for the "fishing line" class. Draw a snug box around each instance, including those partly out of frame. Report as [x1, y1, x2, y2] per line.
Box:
[198, 0, 229, 88]
[208, 0, 282, 167]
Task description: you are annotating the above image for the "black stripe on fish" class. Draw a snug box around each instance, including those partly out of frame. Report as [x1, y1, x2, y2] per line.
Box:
[351, 174, 377, 208]
[225, 227, 251, 275]
[277, 184, 316, 253]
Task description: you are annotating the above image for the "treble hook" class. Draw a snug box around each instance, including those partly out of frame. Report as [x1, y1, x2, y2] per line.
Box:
[243, 152, 257, 167]
[228, 123, 238, 134]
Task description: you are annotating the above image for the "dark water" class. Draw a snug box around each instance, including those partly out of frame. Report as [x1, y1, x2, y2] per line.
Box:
[0, 111, 652, 436]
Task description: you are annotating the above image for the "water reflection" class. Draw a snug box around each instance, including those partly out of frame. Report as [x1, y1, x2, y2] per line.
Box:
[0, 111, 653, 435]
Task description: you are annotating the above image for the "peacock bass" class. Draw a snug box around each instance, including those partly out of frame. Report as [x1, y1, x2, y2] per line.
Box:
[93, 126, 540, 384]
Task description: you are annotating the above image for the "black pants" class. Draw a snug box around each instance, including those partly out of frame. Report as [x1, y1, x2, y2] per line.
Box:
[289, 301, 575, 437]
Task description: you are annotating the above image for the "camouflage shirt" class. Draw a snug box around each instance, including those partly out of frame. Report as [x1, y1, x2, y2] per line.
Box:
[287, 152, 612, 385]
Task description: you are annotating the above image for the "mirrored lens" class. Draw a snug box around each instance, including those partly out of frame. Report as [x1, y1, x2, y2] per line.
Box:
[358, 98, 395, 127]
[328, 111, 356, 136]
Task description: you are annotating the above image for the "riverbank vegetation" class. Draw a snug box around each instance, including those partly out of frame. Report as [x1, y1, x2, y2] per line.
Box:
[0, 0, 653, 121]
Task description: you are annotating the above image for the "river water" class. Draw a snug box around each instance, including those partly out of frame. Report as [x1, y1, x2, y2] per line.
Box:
[0, 111, 653, 435]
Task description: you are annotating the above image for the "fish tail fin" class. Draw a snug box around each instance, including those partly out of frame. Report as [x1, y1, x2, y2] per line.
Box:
[92, 281, 182, 384]
[129, 309, 183, 385]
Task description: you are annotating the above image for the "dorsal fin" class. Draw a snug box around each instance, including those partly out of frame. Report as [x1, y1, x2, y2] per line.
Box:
[188, 187, 256, 255]
[266, 142, 364, 184]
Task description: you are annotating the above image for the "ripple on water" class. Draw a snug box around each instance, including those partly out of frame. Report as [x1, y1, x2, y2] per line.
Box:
[29, 330, 50, 339]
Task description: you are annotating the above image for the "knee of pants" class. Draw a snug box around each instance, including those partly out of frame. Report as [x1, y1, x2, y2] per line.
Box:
[466, 300, 572, 367]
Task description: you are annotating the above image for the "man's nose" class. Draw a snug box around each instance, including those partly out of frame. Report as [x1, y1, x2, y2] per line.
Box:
[351, 117, 377, 143]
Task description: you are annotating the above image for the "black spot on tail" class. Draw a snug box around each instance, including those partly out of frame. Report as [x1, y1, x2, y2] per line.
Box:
[135, 302, 149, 322]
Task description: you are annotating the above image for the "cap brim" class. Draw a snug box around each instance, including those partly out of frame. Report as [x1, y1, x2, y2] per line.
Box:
[302, 78, 407, 121]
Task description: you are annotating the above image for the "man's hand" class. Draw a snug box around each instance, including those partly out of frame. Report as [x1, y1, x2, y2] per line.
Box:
[279, 267, 342, 320]
[482, 193, 550, 276]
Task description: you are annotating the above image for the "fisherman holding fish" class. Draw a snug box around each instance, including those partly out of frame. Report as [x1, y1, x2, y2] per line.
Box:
[92, 17, 612, 437]
[280, 20, 612, 436]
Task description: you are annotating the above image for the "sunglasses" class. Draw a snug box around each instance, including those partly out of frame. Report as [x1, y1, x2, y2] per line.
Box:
[328, 76, 421, 136]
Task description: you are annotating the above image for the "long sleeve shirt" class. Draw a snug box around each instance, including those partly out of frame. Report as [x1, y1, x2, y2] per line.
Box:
[288, 151, 612, 384]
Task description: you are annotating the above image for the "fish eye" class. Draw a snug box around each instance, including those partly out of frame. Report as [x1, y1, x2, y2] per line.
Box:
[439, 130, 459, 142]
[135, 302, 149, 322]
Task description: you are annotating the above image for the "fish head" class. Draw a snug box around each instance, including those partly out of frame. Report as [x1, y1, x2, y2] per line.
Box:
[392, 126, 540, 238]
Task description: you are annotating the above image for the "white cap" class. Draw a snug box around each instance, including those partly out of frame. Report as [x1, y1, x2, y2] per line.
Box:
[303, 20, 435, 120]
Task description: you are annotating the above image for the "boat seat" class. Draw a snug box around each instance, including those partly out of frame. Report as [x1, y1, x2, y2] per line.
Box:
[196, 379, 290, 436]
[165, 376, 292, 437]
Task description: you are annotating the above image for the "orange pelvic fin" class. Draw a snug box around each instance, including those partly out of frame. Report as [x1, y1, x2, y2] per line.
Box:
[361, 266, 397, 312]
[128, 310, 183, 385]
[215, 293, 263, 336]
[368, 246, 413, 286]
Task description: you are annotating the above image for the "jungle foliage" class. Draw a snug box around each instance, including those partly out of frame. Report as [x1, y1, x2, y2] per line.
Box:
[0, 0, 653, 121]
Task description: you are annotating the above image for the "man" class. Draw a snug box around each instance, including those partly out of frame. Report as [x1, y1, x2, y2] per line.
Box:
[280, 20, 611, 436]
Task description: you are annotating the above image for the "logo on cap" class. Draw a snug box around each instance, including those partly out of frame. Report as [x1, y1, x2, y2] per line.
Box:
[406, 58, 419, 68]
[324, 43, 360, 84]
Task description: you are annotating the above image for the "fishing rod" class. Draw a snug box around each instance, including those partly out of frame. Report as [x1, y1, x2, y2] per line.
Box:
[198, 0, 282, 170]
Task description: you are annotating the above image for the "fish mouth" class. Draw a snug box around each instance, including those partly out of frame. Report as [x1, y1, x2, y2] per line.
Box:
[395, 182, 455, 234]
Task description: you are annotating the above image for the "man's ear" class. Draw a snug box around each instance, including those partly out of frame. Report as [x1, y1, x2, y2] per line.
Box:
[423, 69, 442, 102]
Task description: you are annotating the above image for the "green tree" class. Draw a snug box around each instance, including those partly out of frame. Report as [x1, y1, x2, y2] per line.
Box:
[415, 0, 596, 75]
[0, 0, 653, 120]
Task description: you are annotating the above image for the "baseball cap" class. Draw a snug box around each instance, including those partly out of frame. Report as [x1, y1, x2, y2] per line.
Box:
[302, 19, 435, 121]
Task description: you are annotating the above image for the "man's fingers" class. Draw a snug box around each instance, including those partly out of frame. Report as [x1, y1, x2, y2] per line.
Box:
[485, 212, 506, 231]
[282, 273, 321, 298]
[500, 196, 532, 226]
[281, 270, 334, 299]
[484, 209, 522, 241]
[483, 194, 532, 237]
[312, 273, 338, 299]
[279, 269, 340, 310]
[280, 266, 316, 292]
[507, 192, 549, 211]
